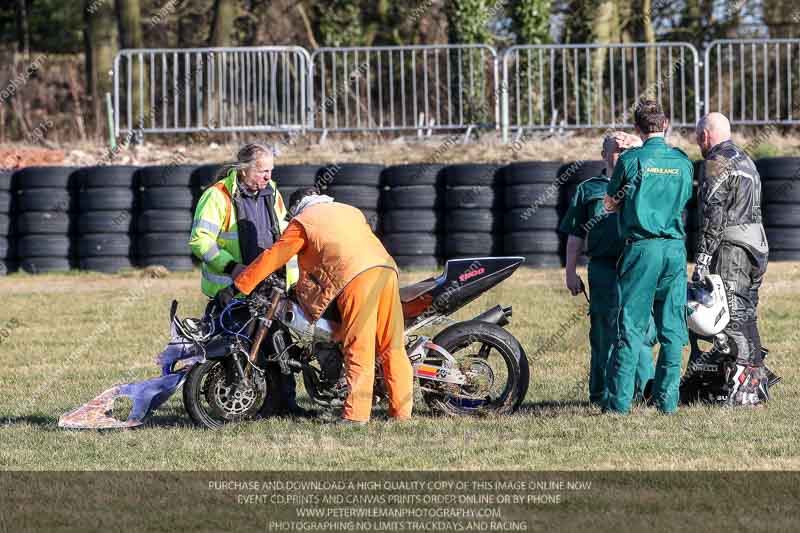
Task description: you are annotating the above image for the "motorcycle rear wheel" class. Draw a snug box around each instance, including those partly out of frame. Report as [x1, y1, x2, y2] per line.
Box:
[183, 359, 267, 429]
[421, 320, 529, 416]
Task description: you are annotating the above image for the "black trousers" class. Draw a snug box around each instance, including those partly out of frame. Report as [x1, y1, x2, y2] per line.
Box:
[261, 365, 299, 415]
[710, 242, 767, 366]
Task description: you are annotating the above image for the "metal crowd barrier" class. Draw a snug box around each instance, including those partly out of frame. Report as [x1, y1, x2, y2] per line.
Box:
[704, 39, 800, 125]
[501, 42, 702, 141]
[309, 45, 499, 134]
[112, 39, 800, 141]
[113, 46, 312, 136]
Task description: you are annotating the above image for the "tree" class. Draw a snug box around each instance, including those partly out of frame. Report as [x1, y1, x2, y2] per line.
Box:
[617, 0, 634, 44]
[641, 0, 656, 90]
[116, 0, 145, 128]
[763, 0, 796, 38]
[590, 1, 616, 121]
[116, 0, 143, 49]
[446, 0, 493, 44]
[446, 0, 493, 125]
[209, 0, 237, 47]
[512, 0, 551, 44]
[84, 0, 118, 136]
[667, 0, 741, 48]
[15, 0, 29, 56]
[559, 0, 593, 44]
[312, 0, 364, 47]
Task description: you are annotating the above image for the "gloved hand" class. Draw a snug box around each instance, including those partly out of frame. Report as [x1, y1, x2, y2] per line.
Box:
[216, 286, 236, 309]
[692, 252, 712, 282]
[224, 261, 244, 276]
[231, 263, 247, 280]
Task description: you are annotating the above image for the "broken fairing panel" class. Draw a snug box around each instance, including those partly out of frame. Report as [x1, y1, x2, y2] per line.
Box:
[58, 386, 144, 429]
[58, 315, 202, 429]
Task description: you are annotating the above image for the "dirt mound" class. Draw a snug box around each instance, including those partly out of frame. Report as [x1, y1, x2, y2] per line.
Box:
[0, 147, 65, 169]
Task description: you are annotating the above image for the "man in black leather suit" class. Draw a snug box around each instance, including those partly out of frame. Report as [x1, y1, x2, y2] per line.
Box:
[693, 112, 770, 406]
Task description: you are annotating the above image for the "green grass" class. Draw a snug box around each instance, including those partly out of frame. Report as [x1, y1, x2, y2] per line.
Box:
[1, 263, 799, 472]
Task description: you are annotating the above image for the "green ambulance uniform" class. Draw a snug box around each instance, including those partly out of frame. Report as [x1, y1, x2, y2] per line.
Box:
[560, 171, 656, 407]
[606, 137, 694, 414]
[189, 169, 299, 298]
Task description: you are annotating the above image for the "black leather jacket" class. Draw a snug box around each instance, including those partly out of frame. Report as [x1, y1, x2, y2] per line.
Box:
[697, 140, 767, 260]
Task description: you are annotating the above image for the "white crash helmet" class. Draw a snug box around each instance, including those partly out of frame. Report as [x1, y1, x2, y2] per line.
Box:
[687, 274, 730, 336]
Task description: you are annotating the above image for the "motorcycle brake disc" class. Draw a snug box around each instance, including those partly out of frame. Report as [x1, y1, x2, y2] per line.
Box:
[460, 358, 495, 398]
[205, 364, 261, 417]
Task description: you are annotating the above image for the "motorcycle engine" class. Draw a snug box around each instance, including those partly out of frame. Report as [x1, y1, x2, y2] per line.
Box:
[277, 300, 336, 344]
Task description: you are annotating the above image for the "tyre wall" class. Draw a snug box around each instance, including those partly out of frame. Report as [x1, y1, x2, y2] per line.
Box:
[76, 165, 137, 273]
[0, 170, 12, 275]
[5, 159, 800, 274]
[12, 166, 77, 273]
[757, 158, 800, 262]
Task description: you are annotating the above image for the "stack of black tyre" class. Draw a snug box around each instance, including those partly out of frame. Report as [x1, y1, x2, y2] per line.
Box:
[317, 164, 382, 233]
[191, 164, 224, 205]
[0, 170, 12, 275]
[135, 165, 196, 271]
[273, 165, 319, 205]
[757, 157, 800, 261]
[13, 167, 76, 273]
[443, 164, 501, 260]
[76, 166, 137, 273]
[502, 162, 566, 268]
[380, 164, 444, 269]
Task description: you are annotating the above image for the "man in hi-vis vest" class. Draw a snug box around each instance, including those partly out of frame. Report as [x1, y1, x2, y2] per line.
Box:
[228, 187, 414, 425]
[189, 143, 305, 417]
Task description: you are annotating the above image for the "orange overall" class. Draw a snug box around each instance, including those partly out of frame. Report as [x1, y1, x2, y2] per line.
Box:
[235, 202, 413, 422]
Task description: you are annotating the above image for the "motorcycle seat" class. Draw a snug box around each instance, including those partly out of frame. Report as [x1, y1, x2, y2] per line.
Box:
[399, 279, 438, 303]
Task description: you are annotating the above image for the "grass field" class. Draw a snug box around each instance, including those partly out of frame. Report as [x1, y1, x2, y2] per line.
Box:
[1, 262, 799, 472]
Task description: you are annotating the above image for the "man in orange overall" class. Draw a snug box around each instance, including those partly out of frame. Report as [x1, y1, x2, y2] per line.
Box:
[231, 187, 413, 424]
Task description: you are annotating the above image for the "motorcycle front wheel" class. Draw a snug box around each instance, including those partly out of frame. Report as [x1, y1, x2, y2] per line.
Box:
[183, 358, 267, 429]
[420, 320, 529, 416]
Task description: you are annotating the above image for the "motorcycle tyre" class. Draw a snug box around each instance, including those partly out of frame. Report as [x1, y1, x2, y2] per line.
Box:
[183, 359, 267, 429]
[422, 320, 529, 416]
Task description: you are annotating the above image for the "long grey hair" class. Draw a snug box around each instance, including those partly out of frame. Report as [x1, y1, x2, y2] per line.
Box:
[217, 142, 275, 181]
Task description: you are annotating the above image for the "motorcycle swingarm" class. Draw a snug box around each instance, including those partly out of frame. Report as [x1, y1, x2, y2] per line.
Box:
[408, 339, 466, 385]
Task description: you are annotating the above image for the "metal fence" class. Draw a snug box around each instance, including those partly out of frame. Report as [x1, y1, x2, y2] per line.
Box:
[111, 39, 800, 141]
[704, 39, 800, 125]
[501, 43, 701, 140]
[309, 45, 499, 133]
[113, 46, 311, 136]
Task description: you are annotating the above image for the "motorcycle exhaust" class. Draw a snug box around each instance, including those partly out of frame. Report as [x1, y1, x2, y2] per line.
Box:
[472, 305, 512, 326]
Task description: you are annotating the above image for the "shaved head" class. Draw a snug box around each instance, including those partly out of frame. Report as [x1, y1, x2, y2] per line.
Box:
[696, 112, 731, 157]
[698, 112, 731, 140]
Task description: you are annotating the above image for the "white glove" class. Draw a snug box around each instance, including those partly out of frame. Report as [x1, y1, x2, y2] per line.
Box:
[692, 253, 711, 281]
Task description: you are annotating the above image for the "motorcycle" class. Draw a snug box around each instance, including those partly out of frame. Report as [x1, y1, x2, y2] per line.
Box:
[178, 257, 530, 429]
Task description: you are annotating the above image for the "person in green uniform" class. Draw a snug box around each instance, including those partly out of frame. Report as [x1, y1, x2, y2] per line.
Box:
[603, 100, 694, 415]
[560, 132, 656, 408]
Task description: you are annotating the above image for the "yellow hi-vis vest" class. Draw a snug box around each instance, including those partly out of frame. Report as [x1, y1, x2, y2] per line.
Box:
[189, 169, 299, 298]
